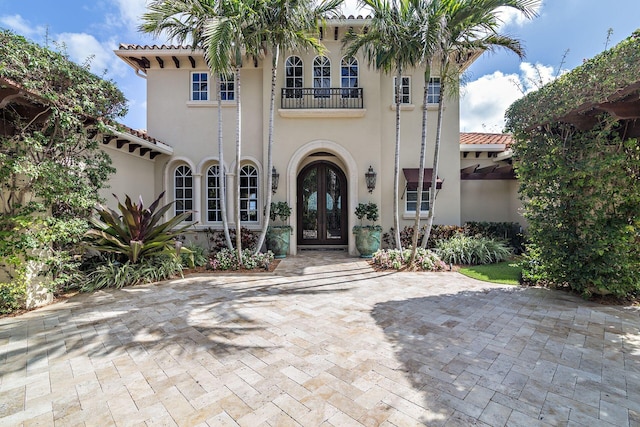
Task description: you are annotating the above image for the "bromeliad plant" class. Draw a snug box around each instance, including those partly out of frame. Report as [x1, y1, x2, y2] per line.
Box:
[85, 192, 194, 263]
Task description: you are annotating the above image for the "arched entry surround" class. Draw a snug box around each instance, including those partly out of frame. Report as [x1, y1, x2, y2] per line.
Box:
[287, 140, 358, 255]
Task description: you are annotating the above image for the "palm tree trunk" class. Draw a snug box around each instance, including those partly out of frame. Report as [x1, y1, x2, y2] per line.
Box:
[393, 65, 402, 251]
[217, 73, 233, 250]
[421, 82, 445, 248]
[234, 66, 243, 264]
[409, 65, 431, 265]
[254, 45, 279, 255]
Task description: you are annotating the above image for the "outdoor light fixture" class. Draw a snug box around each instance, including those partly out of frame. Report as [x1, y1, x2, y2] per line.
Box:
[365, 165, 377, 193]
[271, 167, 280, 193]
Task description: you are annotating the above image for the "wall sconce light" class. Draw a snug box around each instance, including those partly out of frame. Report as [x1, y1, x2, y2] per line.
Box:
[365, 165, 377, 193]
[271, 167, 280, 193]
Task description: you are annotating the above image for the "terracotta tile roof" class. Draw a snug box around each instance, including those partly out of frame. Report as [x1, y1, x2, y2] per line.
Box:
[118, 44, 195, 51]
[460, 132, 514, 147]
[110, 121, 169, 147]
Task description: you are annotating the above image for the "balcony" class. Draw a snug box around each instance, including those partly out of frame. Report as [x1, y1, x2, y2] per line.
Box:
[279, 88, 366, 118]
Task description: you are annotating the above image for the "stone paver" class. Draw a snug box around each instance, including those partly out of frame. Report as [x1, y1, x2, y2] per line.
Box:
[1, 251, 639, 426]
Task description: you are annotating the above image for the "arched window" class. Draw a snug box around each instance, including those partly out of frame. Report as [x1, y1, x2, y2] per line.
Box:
[174, 165, 193, 220]
[341, 57, 359, 98]
[313, 56, 331, 98]
[239, 165, 258, 223]
[285, 56, 303, 98]
[206, 165, 223, 222]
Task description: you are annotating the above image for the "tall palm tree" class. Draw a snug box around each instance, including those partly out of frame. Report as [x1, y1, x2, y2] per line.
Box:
[253, 0, 343, 255]
[407, 0, 443, 265]
[204, 0, 263, 261]
[141, 0, 234, 250]
[142, 0, 263, 263]
[343, 0, 423, 251]
[420, 0, 540, 248]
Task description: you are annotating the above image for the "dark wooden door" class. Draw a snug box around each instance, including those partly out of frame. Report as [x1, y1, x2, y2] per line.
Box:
[297, 161, 348, 245]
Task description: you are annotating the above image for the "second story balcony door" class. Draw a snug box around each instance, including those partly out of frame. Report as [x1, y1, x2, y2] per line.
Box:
[297, 161, 348, 246]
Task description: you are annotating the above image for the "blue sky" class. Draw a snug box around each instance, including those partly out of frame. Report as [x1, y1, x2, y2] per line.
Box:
[1, 0, 638, 133]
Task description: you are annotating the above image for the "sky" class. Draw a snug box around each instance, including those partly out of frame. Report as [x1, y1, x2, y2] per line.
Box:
[1, 0, 639, 133]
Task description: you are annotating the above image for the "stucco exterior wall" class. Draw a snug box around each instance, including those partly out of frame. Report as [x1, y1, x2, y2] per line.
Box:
[460, 154, 524, 225]
[100, 145, 159, 210]
[117, 23, 465, 254]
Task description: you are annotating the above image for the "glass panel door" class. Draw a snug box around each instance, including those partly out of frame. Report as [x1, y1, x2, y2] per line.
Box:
[297, 161, 347, 245]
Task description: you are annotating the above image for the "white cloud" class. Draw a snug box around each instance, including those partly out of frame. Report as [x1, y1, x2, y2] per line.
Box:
[55, 32, 126, 78]
[110, 0, 148, 32]
[0, 14, 45, 38]
[495, 1, 544, 27]
[460, 61, 559, 133]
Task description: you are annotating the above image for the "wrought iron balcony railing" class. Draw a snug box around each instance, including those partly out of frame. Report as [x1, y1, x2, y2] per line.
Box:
[280, 88, 364, 109]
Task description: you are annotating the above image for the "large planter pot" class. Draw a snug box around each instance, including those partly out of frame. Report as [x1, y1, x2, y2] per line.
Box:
[266, 226, 291, 258]
[353, 226, 381, 258]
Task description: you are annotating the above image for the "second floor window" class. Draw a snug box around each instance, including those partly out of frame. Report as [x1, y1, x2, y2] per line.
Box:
[191, 72, 209, 101]
[239, 165, 258, 222]
[341, 57, 359, 98]
[393, 76, 411, 104]
[428, 77, 441, 104]
[219, 74, 235, 101]
[313, 56, 331, 98]
[175, 165, 193, 220]
[285, 56, 303, 98]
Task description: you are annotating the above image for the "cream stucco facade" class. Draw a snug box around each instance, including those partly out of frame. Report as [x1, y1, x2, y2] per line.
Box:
[110, 19, 518, 255]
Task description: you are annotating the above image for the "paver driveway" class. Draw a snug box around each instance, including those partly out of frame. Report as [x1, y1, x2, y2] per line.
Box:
[1, 252, 639, 426]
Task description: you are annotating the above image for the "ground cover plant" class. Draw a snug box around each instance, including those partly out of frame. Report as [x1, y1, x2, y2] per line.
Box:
[434, 234, 512, 265]
[372, 247, 446, 271]
[459, 261, 522, 285]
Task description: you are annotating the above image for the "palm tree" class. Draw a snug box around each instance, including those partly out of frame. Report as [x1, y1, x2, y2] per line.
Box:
[253, 0, 343, 255]
[407, 0, 443, 265]
[420, 0, 540, 249]
[142, 0, 263, 263]
[141, 0, 234, 250]
[343, 0, 423, 251]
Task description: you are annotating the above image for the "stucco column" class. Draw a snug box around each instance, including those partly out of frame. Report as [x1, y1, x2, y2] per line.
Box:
[192, 173, 202, 224]
[226, 172, 236, 227]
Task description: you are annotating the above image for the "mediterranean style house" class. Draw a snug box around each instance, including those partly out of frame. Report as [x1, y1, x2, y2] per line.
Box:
[105, 17, 521, 255]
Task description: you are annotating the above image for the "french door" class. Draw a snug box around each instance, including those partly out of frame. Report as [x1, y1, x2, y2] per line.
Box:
[297, 161, 348, 245]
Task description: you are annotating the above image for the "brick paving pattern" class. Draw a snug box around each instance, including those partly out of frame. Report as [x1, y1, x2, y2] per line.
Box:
[1, 252, 639, 426]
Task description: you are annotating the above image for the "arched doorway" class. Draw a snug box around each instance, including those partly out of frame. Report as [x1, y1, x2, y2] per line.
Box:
[297, 161, 348, 246]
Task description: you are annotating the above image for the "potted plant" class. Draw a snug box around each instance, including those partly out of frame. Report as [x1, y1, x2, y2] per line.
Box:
[266, 201, 292, 258]
[353, 202, 382, 258]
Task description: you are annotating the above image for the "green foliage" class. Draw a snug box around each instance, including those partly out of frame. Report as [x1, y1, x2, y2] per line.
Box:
[0, 29, 127, 118]
[0, 29, 127, 313]
[354, 202, 380, 230]
[506, 32, 640, 297]
[181, 243, 208, 268]
[372, 247, 446, 271]
[208, 248, 274, 271]
[506, 30, 640, 131]
[82, 256, 183, 292]
[269, 201, 292, 225]
[459, 261, 522, 285]
[463, 221, 525, 253]
[85, 192, 194, 263]
[434, 234, 512, 265]
[0, 280, 27, 314]
[206, 227, 259, 253]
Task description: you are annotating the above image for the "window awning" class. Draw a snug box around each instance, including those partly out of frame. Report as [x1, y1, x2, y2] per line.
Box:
[402, 168, 443, 190]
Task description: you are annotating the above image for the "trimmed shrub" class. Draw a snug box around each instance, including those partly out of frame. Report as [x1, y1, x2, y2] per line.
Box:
[208, 249, 274, 271]
[372, 247, 447, 271]
[434, 234, 512, 265]
[207, 228, 259, 253]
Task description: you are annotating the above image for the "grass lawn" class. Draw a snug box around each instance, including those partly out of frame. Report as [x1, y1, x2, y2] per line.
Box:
[458, 260, 522, 285]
